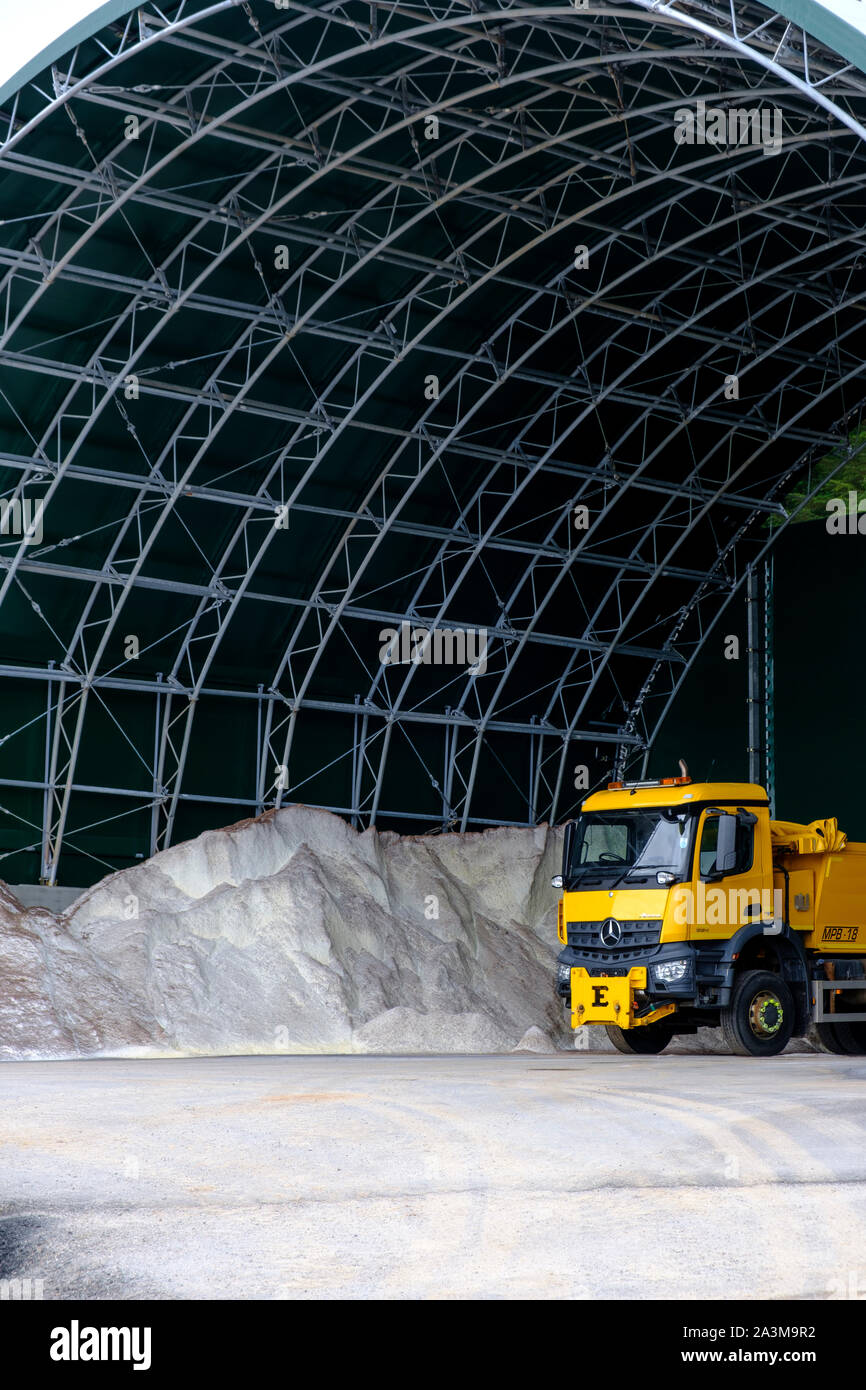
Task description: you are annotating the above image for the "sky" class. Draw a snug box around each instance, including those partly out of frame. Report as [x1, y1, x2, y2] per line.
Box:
[0, 0, 112, 95]
[0, 0, 865, 100]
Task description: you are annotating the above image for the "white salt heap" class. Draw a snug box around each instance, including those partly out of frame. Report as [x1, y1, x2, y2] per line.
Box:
[0, 805, 571, 1059]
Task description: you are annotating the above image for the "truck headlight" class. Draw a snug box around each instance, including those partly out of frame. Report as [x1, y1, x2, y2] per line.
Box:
[557, 963, 571, 983]
[653, 958, 690, 984]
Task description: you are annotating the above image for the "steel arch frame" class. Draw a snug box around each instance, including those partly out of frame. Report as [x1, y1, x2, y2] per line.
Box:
[453, 209, 866, 826]
[25, 7, 630, 865]
[347, 173, 866, 832]
[261, 121, 866, 799]
[21, 28, 787, 859]
[24, 12, 730, 860]
[11, 13, 866, 834]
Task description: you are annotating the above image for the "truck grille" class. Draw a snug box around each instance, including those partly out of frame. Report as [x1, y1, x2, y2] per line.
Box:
[566, 919, 663, 956]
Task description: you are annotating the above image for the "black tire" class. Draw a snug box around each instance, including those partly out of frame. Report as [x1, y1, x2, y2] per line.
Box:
[814, 1021, 852, 1055]
[606, 1023, 672, 1054]
[827, 1021, 866, 1055]
[721, 969, 794, 1057]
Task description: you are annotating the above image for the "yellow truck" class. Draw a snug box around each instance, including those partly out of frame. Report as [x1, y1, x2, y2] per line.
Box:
[553, 771, 866, 1056]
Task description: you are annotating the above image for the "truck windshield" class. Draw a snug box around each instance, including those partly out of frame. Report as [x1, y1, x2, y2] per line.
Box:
[566, 809, 693, 888]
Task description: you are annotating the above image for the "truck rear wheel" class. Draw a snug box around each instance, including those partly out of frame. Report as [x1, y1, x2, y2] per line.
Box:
[721, 970, 794, 1057]
[827, 1021, 866, 1055]
[606, 1023, 672, 1054]
[814, 1022, 852, 1054]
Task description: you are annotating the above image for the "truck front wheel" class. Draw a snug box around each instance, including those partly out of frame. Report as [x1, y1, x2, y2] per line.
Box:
[606, 1023, 672, 1054]
[721, 970, 794, 1057]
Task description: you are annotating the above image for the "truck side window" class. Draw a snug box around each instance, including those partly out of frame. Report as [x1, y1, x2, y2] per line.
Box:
[699, 814, 755, 876]
[699, 817, 719, 875]
[734, 822, 755, 874]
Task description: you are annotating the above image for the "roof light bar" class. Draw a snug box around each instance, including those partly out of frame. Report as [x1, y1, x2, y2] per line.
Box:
[606, 775, 692, 790]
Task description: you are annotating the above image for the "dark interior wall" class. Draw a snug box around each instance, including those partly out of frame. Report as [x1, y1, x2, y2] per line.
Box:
[650, 519, 866, 840]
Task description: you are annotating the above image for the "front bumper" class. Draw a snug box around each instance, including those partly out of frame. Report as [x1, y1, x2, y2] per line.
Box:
[569, 965, 677, 1030]
[557, 940, 697, 989]
[556, 941, 703, 1029]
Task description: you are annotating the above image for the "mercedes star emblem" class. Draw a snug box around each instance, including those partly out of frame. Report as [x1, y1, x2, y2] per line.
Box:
[599, 918, 622, 947]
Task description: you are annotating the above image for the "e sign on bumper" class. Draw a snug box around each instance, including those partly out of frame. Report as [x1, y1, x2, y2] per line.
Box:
[570, 966, 648, 1028]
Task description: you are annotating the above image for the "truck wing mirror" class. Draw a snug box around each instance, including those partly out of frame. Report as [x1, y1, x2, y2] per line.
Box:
[716, 812, 738, 874]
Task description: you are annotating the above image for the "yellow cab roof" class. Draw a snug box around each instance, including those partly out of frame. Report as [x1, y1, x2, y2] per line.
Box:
[580, 781, 768, 813]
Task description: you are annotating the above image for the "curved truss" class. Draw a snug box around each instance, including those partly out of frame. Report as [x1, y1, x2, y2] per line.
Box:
[0, 0, 865, 882]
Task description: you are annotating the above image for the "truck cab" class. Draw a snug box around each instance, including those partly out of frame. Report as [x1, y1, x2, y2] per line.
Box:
[554, 774, 866, 1056]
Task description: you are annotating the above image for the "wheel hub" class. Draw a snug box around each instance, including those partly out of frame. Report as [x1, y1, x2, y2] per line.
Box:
[749, 990, 783, 1038]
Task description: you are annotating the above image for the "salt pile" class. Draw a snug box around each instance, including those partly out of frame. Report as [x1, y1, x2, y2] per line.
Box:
[0, 806, 570, 1058]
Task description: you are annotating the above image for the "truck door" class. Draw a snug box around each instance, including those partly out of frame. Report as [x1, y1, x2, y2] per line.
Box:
[692, 808, 770, 940]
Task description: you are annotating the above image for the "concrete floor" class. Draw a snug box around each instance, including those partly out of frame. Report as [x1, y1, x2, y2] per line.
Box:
[2, 1052, 865, 1300]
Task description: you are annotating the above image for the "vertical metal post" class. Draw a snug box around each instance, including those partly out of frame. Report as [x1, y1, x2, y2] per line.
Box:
[154, 685, 173, 853]
[351, 694, 360, 828]
[45, 677, 66, 882]
[40, 664, 54, 882]
[150, 676, 162, 857]
[763, 557, 776, 817]
[746, 565, 762, 787]
[443, 712, 455, 827]
[531, 732, 545, 825]
[256, 695, 276, 811]
[352, 709, 369, 829]
[256, 684, 264, 817]
[528, 715, 536, 823]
